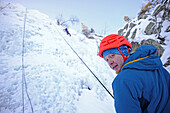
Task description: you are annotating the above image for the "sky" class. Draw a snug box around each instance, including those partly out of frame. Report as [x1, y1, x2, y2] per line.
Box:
[2, 0, 144, 35]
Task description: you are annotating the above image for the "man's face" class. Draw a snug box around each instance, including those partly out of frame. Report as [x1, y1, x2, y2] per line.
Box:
[104, 54, 124, 74]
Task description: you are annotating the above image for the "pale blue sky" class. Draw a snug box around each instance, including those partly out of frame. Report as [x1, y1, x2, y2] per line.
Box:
[3, 0, 144, 35]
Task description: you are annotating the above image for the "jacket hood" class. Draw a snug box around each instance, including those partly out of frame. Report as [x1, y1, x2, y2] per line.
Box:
[122, 45, 162, 71]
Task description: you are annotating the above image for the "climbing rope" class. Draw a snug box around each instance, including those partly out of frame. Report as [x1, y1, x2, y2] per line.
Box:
[55, 28, 114, 99]
[22, 8, 34, 113]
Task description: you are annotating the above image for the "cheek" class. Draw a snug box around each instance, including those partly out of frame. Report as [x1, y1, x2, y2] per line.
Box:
[116, 58, 124, 74]
[117, 57, 124, 66]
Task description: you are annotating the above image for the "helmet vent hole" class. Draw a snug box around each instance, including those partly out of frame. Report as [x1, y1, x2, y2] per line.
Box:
[120, 39, 124, 42]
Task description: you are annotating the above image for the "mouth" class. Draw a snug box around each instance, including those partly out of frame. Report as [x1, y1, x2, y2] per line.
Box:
[112, 64, 118, 70]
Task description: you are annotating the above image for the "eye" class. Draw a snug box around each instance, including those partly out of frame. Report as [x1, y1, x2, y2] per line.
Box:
[109, 54, 115, 59]
[105, 58, 108, 62]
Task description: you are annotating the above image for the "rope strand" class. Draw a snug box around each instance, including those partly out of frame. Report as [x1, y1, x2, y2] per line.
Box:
[22, 8, 34, 113]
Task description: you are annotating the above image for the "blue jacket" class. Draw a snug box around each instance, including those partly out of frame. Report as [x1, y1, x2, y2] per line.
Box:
[112, 45, 170, 113]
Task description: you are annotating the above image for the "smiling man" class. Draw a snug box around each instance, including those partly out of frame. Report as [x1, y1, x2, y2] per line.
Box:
[98, 34, 170, 113]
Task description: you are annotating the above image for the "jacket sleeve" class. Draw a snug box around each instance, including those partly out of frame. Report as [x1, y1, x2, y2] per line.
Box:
[112, 78, 142, 113]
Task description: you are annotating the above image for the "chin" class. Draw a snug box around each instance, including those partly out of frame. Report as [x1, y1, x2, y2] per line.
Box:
[116, 70, 121, 74]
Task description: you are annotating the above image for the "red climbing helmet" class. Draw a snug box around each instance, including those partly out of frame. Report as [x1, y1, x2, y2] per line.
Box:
[98, 34, 132, 58]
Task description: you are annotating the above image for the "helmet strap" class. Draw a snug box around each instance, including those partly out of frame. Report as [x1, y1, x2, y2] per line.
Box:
[117, 47, 129, 62]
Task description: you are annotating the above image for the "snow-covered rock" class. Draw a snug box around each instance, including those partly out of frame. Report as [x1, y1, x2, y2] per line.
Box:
[118, 1, 170, 70]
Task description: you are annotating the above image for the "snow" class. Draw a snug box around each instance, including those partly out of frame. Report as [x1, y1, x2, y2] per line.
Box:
[0, 1, 169, 113]
[76, 90, 115, 113]
[0, 2, 115, 113]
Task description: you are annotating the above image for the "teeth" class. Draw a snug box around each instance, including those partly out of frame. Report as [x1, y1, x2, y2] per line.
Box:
[113, 65, 117, 69]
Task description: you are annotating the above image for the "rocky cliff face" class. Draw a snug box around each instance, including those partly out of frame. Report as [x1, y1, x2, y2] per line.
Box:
[118, 0, 170, 67]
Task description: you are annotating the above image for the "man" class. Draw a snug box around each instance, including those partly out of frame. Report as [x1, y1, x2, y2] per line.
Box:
[98, 34, 170, 113]
[64, 28, 71, 36]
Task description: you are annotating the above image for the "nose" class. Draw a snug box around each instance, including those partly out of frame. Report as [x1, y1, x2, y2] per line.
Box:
[108, 59, 114, 66]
